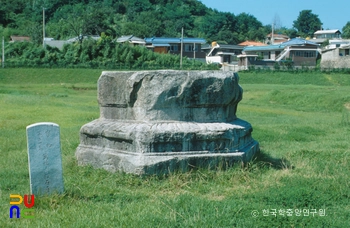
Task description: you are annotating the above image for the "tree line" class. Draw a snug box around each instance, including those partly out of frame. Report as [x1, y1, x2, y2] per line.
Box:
[0, 0, 294, 44]
[1, 0, 350, 70]
[3, 33, 219, 70]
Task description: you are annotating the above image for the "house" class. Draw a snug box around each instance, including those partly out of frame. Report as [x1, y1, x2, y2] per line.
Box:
[66, 35, 100, 43]
[321, 39, 350, 68]
[44, 37, 54, 41]
[323, 39, 350, 50]
[202, 42, 244, 64]
[312, 29, 342, 44]
[45, 40, 68, 50]
[10, 36, 30, 42]
[238, 38, 321, 69]
[238, 40, 266, 46]
[265, 33, 289, 44]
[314, 29, 341, 39]
[235, 41, 266, 68]
[116, 35, 146, 46]
[144, 37, 206, 60]
[44, 38, 66, 50]
[46, 35, 101, 50]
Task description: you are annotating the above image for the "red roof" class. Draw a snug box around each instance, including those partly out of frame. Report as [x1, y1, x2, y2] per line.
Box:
[266, 33, 289, 39]
[238, 40, 266, 46]
[10, 36, 30, 42]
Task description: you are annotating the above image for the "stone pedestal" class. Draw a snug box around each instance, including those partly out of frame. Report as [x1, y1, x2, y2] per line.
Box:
[75, 70, 259, 175]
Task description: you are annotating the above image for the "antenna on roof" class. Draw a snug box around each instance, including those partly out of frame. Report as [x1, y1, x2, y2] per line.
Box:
[271, 23, 274, 45]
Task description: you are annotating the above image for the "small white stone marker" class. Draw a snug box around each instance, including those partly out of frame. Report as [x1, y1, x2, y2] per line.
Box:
[26, 122, 64, 195]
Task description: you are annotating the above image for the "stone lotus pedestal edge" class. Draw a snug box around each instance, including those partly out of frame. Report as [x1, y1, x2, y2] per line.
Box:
[75, 118, 259, 175]
[76, 143, 259, 175]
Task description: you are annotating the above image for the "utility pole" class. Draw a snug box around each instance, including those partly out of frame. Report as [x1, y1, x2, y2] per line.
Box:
[180, 27, 183, 69]
[2, 36, 4, 68]
[193, 42, 195, 59]
[43, 7, 46, 49]
[271, 23, 274, 45]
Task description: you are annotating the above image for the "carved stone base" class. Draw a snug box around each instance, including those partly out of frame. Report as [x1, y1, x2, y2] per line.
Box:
[75, 70, 259, 175]
[75, 118, 259, 175]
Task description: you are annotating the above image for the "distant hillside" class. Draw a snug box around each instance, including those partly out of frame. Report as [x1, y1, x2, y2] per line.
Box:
[0, 0, 270, 44]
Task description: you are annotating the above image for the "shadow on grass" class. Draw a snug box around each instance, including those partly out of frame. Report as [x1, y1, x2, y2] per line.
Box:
[248, 149, 294, 170]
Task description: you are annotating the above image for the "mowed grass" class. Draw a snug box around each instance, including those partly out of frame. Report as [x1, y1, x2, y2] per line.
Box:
[1, 68, 349, 227]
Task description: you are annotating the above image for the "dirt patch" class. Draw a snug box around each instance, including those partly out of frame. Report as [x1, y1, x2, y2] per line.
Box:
[344, 103, 350, 110]
[205, 194, 226, 201]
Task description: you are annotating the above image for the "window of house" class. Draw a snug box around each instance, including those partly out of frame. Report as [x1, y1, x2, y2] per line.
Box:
[169, 45, 178, 52]
[293, 51, 315, 58]
[184, 44, 200, 52]
[185, 44, 193, 52]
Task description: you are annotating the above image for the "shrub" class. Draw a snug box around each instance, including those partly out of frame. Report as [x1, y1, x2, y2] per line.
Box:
[3, 40, 218, 70]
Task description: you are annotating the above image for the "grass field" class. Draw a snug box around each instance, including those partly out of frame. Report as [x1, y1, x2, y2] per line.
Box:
[1, 68, 349, 227]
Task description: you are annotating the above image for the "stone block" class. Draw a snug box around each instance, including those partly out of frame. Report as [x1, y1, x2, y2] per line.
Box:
[26, 122, 64, 195]
[76, 70, 259, 175]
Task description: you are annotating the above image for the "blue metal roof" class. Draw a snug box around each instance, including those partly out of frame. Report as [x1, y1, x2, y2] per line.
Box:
[144, 37, 206, 44]
[152, 43, 170, 47]
[145, 37, 180, 43]
[182, 38, 206, 43]
[117, 35, 146, 44]
[243, 44, 285, 52]
[243, 38, 320, 52]
[282, 38, 319, 46]
[117, 35, 134, 42]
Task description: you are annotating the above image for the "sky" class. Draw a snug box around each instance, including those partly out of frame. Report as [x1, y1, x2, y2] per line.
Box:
[199, 0, 349, 32]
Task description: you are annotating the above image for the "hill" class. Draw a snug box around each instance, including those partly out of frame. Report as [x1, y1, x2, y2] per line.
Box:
[0, 0, 268, 44]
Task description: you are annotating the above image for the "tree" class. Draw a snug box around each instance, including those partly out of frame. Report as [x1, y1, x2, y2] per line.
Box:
[235, 13, 263, 42]
[162, 1, 194, 37]
[273, 26, 298, 38]
[199, 11, 235, 42]
[0, 0, 25, 27]
[342, 21, 350, 39]
[133, 11, 164, 37]
[50, 3, 113, 41]
[272, 13, 282, 30]
[293, 10, 322, 38]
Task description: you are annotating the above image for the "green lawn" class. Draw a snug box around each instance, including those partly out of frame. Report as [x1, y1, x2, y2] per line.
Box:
[1, 68, 349, 227]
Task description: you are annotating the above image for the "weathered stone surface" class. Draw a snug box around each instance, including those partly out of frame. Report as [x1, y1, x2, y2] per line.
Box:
[76, 70, 259, 175]
[98, 70, 242, 122]
[26, 122, 64, 195]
